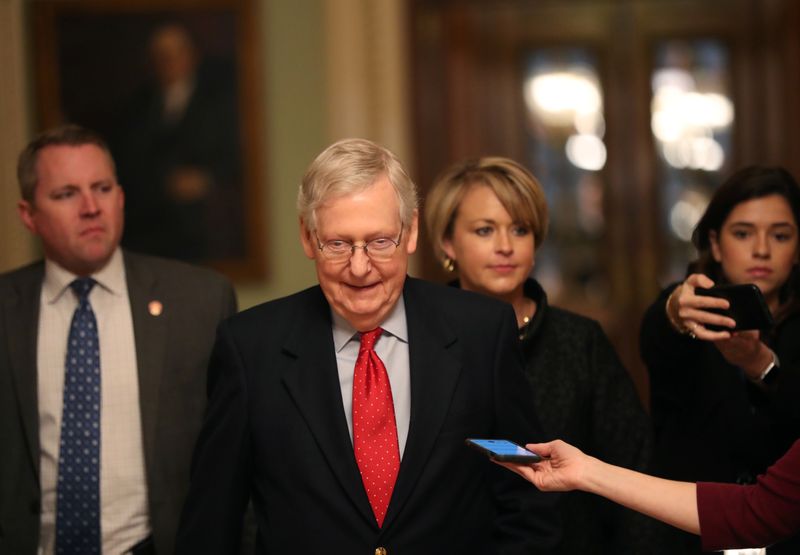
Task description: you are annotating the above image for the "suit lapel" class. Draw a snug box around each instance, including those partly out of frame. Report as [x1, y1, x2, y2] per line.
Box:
[382, 278, 462, 529]
[124, 253, 168, 469]
[278, 288, 377, 527]
[4, 264, 44, 475]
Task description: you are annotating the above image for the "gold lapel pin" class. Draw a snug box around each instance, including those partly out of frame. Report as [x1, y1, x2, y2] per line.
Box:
[148, 300, 163, 316]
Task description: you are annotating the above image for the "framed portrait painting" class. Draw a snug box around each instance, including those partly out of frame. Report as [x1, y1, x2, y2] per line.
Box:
[32, 0, 266, 280]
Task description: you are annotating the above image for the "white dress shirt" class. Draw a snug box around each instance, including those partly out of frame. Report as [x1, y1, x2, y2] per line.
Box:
[332, 297, 411, 458]
[37, 249, 150, 554]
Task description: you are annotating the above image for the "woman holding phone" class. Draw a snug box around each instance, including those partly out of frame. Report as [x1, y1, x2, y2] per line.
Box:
[641, 166, 800, 553]
[496, 438, 800, 553]
[425, 157, 668, 554]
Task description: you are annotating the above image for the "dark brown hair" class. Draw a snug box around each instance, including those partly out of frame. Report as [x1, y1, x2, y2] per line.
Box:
[690, 165, 800, 322]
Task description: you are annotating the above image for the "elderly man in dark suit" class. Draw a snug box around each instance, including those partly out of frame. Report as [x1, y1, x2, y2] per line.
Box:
[0, 125, 236, 555]
[177, 138, 559, 554]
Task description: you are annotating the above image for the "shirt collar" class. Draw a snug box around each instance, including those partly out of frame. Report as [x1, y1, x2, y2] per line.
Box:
[42, 248, 126, 304]
[332, 295, 409, 353]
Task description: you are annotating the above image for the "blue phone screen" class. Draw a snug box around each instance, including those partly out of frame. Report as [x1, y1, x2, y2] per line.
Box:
[471, 439, 534, 457]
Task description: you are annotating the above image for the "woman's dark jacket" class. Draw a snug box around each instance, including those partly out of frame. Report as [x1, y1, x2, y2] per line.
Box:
[457, 278, 665, 554]
[641, 283, 800, 553]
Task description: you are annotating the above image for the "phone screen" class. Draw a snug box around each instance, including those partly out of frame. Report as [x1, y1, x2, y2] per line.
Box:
[465, 438, 542, 463]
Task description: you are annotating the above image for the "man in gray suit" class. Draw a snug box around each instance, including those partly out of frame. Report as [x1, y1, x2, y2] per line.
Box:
[0, 125, 236, 554]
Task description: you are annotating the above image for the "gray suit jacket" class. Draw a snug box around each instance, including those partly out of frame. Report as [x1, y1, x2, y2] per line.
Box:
[0, 251, 236, 555]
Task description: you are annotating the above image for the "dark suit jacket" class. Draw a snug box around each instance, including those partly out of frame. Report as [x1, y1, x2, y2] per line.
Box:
[177, 277, 559, 554]
[0, 251, 236, 555]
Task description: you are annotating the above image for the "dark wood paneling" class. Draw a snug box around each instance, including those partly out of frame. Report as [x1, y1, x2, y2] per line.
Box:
[410, 0, 800, 406]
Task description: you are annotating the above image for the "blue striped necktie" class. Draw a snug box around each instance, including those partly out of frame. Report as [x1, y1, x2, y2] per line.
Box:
[55, 277, 102, 555]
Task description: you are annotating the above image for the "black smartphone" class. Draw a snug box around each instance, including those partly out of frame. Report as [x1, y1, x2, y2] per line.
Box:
[465, 438, 543, 463]
[695, 283, 774, 331]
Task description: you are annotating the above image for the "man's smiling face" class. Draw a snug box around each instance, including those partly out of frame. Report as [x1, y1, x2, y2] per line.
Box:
[300, 174, 418, 331]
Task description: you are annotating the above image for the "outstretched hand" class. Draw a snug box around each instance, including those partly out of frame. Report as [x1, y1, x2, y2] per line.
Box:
[497, 439, 704, 536]
[494, 440, 592, 492]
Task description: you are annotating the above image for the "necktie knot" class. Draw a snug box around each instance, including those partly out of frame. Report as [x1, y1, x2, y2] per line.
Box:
[70, 277, 96, 300]
[359, 327, 383, 351]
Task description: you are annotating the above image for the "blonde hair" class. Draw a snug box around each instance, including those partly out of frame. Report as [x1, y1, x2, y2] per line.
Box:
[425, 157, 548, 262]
[297, 138, 418, 230]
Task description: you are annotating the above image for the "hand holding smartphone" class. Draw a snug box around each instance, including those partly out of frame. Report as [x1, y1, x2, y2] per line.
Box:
[465, 438, 543, 463]
[695, 283, 774, 331]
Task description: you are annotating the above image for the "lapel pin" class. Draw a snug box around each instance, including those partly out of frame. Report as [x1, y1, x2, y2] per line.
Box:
[148, 300, 163, 316]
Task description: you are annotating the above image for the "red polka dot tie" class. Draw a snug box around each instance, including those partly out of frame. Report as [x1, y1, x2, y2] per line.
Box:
[352, 328, 400, 527]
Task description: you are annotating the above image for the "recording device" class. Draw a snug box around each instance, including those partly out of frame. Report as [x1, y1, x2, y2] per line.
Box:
[465, 438, 543, 463]
[695, 283, 774, 331]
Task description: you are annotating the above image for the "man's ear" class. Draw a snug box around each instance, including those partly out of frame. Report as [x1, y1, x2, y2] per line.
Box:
[709, 230, 722, 262]
[17, 200, 37, 234]
[117, 182, 125, 209]
[299, 218, 317, 259]
[405, 210, 419, 255]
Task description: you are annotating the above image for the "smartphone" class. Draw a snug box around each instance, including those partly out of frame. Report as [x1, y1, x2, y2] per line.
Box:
[465, 438, 543, 463]
[695, 283, 774, 331]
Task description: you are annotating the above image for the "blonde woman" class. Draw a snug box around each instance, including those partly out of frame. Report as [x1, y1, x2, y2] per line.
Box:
[425, 157, 668, 554]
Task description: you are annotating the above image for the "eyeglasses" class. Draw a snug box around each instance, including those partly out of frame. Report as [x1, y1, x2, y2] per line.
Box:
[315, 228, 404, 262]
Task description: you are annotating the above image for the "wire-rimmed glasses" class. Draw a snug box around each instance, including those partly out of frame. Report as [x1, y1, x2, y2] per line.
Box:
[316, 228, 404, 262]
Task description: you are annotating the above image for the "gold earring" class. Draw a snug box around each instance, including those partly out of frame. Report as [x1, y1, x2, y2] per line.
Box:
[442, 257, 455, 272]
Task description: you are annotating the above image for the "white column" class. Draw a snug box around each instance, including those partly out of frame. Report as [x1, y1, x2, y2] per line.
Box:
[323, 0, 416, 270]
[0, 0, 35, 272]
[323, 0, 412, 164]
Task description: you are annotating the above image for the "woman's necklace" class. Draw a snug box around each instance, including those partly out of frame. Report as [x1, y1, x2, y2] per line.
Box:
[517, 298, 536, 339]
